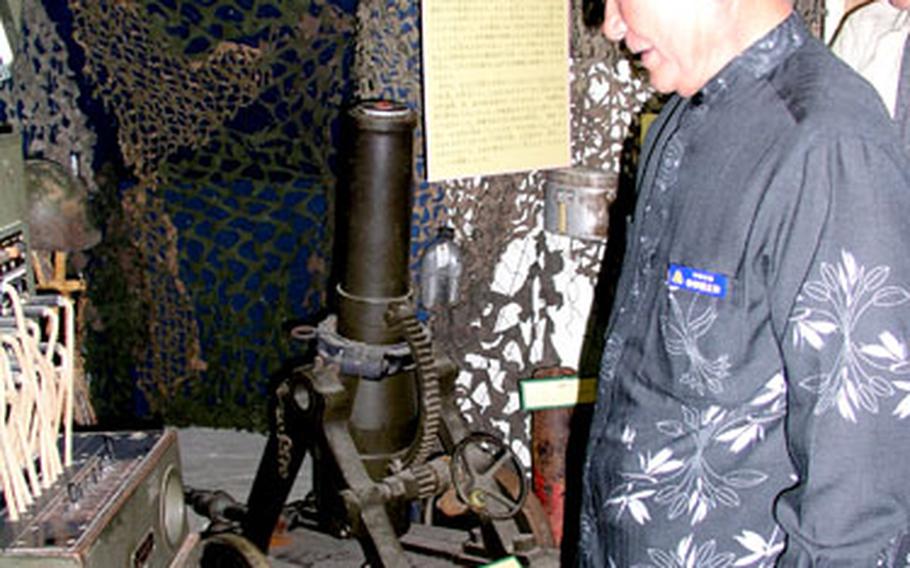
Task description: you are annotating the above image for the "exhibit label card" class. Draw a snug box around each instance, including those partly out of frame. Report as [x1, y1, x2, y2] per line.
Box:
[422, 1, 571, 182]
[520, 376, 597, 411]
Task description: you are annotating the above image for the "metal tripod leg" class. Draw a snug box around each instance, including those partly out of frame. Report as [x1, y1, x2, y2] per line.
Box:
[242, 375, 310, 552]
[310, 359, 413, 568]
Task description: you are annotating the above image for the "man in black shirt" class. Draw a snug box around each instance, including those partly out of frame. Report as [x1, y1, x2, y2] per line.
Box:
[580, 0, 910, 565]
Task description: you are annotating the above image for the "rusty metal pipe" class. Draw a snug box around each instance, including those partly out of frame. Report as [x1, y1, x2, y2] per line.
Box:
[530, 367, 575, 546]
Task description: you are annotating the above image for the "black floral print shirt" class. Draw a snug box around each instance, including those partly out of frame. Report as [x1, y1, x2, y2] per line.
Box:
[580, 13, 910, 567]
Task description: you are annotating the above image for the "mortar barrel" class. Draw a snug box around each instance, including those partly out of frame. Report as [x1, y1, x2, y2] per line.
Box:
[336, 101, 416, 344]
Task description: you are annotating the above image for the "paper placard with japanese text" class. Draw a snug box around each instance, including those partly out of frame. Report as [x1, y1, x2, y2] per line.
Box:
[421, 1, 571, 182]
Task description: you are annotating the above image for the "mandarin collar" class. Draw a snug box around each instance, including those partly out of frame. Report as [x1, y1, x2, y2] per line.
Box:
[691, 12, 807, 108]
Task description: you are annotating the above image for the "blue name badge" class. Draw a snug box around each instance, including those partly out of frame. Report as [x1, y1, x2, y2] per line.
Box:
[667, 264, 728, 298]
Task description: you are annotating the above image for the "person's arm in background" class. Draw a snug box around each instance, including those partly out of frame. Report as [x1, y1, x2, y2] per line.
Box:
[830, 0, 910, 119]
[829, 0, 876, 43]
[830, 2, 864, 57]
[766, 134, 910, 566]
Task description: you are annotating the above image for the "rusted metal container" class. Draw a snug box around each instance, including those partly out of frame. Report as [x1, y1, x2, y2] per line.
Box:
[543, 167, 617, 242]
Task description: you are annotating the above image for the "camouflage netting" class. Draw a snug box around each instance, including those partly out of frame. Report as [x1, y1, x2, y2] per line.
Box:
[71, 0, 356, 427]
[355, 0, 826, 459]
[70, 3, 268, 182]
[68, 0, 274, 422]
[0, 2, 96, 183]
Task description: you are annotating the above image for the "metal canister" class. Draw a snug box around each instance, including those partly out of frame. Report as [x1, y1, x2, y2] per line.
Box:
[543, 167, 617, 242]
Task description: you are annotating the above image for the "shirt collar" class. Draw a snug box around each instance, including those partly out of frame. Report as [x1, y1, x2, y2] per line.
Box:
[694, 11, 807, 107]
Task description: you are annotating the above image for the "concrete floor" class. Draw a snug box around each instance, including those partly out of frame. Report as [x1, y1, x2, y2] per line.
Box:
[178, 427, 364, 567]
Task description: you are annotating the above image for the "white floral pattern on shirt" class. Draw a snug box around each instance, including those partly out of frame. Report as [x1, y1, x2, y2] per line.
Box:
[632, 535, 735, 568]
[627, 528, 785, 567]
[605, 375, 785, 526]
[664, 292, 732, 395]
[732, 526, 784, 567]
[791, 250, 910, 422]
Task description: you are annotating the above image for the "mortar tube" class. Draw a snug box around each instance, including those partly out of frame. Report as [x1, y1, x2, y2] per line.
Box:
[335, 100, 416, 345]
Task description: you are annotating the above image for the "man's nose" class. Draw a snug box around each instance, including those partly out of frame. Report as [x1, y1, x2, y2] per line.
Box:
[601, 0, 627, 42]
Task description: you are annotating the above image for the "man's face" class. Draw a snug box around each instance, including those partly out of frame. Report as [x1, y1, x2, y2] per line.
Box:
[602, 0, 722, 96]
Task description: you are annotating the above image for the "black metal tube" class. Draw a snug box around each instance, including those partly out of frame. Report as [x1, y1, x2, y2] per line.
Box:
[336, 101, 416, 344]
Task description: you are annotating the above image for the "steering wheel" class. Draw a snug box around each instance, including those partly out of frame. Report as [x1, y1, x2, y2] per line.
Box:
[450, 432, 528, 520]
